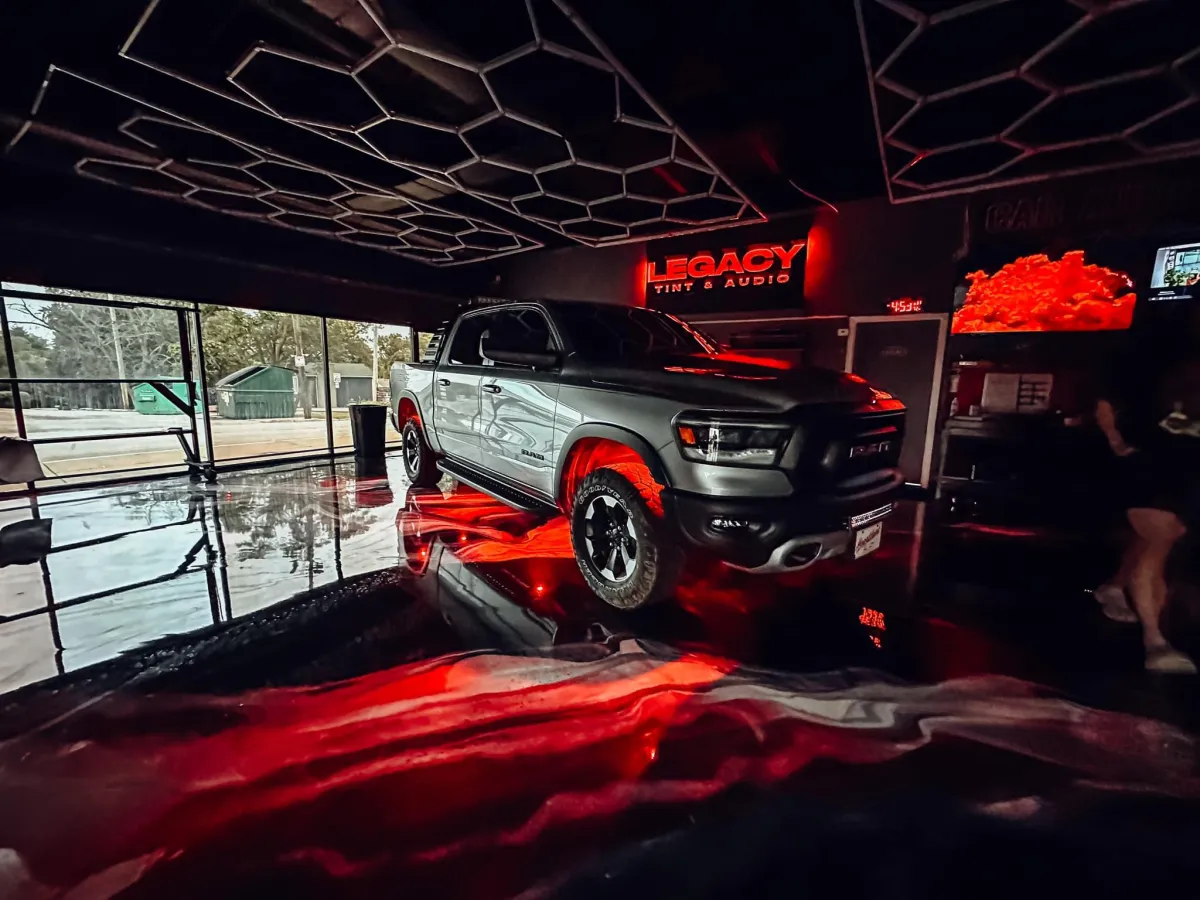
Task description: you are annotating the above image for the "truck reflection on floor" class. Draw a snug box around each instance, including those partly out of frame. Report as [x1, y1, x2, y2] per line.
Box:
[397, 486, 616, 651]
[394, 484, 921, 672]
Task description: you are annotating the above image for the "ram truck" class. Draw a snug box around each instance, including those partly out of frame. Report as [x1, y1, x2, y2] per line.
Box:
[391, 300, 905, 608]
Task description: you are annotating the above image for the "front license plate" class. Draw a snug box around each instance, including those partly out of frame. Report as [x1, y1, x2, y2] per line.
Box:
[853, 522, 883, 559]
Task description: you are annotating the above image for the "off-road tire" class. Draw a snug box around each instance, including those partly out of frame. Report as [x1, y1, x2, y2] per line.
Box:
[570, 468, 682, 609]
[401, 420, 441, 488]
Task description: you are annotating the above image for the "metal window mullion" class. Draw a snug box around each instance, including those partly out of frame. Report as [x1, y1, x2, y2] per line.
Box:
[191, 307, 216, 467]
[0, 295, 27, 443]
[0, 287, 184, 311]
[322, 316, 334, 457]
[175, 308, 201, 470]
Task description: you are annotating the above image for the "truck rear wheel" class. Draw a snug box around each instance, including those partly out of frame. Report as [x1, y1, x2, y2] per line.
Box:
[570, 468, 682, 609]
[401, 420, 441, 488]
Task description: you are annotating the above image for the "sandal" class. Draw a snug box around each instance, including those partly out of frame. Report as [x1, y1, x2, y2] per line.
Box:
[1146, 646, 1198, 674]
[1093, 585, 1138, 624]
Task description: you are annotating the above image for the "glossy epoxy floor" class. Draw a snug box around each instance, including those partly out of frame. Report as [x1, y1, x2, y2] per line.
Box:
[1, 453, 1196, 726]
[2, 455, 1199, 898]
[0, 457, 405, 693]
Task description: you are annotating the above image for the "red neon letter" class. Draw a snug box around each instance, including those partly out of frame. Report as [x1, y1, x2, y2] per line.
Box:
[665, 256, 688, 280]
[647, 262, 668, 284]
[742, 248, 774, 273]
[771, 241, 806, 269]
[714, 251, 744, 276]
[688, 254, 716, 278]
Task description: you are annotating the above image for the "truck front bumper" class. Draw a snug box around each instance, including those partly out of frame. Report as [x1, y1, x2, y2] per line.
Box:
[665, 469, 902, 572]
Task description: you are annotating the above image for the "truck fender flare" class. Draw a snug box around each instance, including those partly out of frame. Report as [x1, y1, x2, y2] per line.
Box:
[554, 424, 671, 507]
[395, 391, 441, 453]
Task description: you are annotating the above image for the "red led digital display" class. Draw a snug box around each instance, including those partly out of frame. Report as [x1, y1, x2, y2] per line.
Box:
[886, 297, 924, 314]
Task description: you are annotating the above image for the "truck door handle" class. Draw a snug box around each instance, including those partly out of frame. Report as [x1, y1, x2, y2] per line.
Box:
[482, 384, 501, 394]
[437, 378, 450, 386]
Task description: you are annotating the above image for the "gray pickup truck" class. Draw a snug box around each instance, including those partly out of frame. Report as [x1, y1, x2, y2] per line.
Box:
[391, 300, 905, 609]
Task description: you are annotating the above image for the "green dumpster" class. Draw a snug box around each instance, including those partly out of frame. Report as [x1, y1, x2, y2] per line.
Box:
[132, 382, 201, 415]
[214, 365, 296, 420]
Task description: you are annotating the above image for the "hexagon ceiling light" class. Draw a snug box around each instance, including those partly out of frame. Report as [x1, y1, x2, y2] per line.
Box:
[854, 0, 1200, 202]
[8, 68, 542, 266]
[119, 0, 764, 248]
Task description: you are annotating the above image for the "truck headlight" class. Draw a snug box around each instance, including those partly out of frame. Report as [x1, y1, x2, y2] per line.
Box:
[675, 420, 791, 466]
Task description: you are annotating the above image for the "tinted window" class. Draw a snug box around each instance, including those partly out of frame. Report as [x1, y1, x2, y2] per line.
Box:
[554, 305, 715, 362]
[482, 309, 555, 367]
[446, 313, 493, 366]
[420, 328, 445, 363]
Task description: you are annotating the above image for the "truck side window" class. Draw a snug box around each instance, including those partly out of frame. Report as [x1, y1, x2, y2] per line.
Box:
[481, 309, 557, 368]
[446, 313, 493, 366]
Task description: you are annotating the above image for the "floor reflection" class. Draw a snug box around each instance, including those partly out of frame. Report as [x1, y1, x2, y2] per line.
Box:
[0, 457, 407, 693]
[1, 453, 1197, 730]
[2, 456, 1199, 898]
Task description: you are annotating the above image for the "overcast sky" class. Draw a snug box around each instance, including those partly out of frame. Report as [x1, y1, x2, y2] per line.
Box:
[2, 282, 410, 345]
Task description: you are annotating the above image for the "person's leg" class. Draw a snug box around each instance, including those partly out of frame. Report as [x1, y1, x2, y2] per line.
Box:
[1095, 535, 1143, 622]
[1127, 507, 1194, 673]
[1111, 534, 1145, 591]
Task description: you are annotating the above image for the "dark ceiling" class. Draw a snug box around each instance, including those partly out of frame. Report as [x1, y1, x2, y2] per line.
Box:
[0, 0, 1197, 280]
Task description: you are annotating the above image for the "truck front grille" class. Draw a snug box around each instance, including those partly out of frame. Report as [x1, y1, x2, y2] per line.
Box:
[790, 408, 906, 487]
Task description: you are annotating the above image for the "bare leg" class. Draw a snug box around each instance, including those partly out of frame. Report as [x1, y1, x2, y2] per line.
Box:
[1109, 535, 1145, 592]
[1094, 535, 1145, 622]
[1127, 508, 1193, 672]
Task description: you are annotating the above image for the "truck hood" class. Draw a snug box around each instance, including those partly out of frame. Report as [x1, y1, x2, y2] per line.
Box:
[585, 352, 881, 412]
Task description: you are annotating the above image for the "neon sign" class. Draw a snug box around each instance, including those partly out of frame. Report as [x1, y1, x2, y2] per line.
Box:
[646, 241, 806, 295]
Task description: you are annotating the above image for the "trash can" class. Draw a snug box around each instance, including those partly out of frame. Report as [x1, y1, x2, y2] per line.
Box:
[349, 403, 387, 458]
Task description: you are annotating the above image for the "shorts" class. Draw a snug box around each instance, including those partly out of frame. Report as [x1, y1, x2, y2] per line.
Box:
[1119, 436, 1200, 529]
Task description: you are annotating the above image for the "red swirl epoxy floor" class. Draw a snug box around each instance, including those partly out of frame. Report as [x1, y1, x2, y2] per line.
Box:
[1, 454, 1198, 898]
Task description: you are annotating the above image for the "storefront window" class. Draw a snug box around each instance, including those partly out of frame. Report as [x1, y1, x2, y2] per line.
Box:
[199, 306, 328, 462]
[2, 287, 193, 480]
[325, 319, 411, 448]
[1, 283, 417, 482]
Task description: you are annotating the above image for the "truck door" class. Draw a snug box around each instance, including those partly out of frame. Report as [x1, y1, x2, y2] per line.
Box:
[432, 312, 492, 465]
[478, 308, 561, 496]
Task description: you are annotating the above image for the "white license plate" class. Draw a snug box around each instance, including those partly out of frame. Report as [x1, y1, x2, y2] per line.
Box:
[853, 522, 883, 559]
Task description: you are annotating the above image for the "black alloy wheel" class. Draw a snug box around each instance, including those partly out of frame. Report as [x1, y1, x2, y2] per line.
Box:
[401, 419, 441, 488]
[569, 468, 682, 609]
[583, 492, 638, 583]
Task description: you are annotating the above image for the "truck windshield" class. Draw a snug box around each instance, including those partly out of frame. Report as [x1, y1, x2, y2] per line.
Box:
[554, 305, 716, 362]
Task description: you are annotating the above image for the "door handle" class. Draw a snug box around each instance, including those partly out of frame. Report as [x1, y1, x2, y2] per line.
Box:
[482, 384, 501, 394]
[437, 378, 450, 386]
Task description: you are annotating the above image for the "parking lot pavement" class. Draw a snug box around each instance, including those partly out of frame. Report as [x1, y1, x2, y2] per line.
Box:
[1, 408, 401, 479]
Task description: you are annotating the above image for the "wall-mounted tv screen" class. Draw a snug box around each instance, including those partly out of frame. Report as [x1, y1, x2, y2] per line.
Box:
[1149, 242, 1200, 301]
[952, 250, 1136, 334]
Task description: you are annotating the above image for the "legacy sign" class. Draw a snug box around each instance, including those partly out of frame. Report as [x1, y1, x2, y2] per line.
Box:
[646, 241, 806, 295]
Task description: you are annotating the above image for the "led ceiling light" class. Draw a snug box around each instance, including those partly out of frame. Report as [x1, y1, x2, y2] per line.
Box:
[855, 0, 1200, 201]
[119, 0, 764, 246]
[8, 69, 543, 266]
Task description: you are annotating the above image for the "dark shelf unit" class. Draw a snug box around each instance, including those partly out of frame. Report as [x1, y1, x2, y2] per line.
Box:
[934, 414, 1113, 532]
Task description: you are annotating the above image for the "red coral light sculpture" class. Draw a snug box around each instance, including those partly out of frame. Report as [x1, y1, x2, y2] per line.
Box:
[953, 251, 1136, 334]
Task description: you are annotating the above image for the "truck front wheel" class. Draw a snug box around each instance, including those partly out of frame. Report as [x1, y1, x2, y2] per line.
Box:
[570, 468, 682, 609]
[401, 420, 441, 488]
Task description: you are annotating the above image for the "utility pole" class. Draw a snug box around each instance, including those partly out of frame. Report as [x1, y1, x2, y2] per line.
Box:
[108, 299, 131, 410]
[291, 314, 312, 419]
[371, 323, 380, 402]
